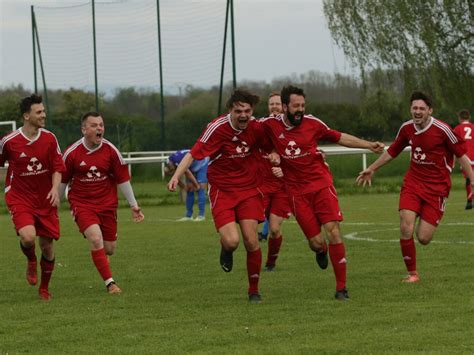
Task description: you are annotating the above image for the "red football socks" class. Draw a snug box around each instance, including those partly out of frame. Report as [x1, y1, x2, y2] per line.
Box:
[39, 256, 55, 291]
[20, 242, 37, 262]
[247, 248, 262, 295]
[266, 235, 283, 267]
[91, 248, 113, 281]
[329, 243, 347, 291]
[400, 238, 417, 273]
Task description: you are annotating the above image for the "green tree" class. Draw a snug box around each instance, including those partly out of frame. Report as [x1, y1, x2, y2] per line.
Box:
[323, 0, 473, 113]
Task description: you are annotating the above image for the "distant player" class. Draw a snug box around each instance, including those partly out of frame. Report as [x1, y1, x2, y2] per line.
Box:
[61, 112, 144, 294]
[453, 109, 474, 209]
[165, 149, 209, 221]
[262, 85, 384, 300]
[0, 94, 65, 301]
[357, 92, 473, 283]
[167, 89, 266, 303]
[257, 92, 291, 271]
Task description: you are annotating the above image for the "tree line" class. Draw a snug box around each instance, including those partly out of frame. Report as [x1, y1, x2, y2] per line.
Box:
[0, 68, 471, 152]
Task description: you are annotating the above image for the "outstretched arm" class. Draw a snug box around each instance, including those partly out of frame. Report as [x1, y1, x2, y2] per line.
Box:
[356, 151, 394, 187]
[338, 133, 385, 154]
[167, 153, 195, 192]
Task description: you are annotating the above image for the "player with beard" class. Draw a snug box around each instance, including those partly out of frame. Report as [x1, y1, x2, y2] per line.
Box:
[262, 85, 384, 300]
[0, 94, 65, 301]
[61, 112, 144, 294]
[257, 93, 292, 271]
[453, 109, 474, 210]
[357, 92, 472, 283]
[167, 89, 267, 303]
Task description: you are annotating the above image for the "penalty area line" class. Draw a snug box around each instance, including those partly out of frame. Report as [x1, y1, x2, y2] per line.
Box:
[344, 231, 474, 245]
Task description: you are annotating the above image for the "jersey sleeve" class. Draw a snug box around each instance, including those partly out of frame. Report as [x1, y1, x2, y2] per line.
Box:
[190, 126, 222, 160]
[110, 145, 130, 184]
[0, 138, 8, 166]
[447, 129, 467, 158]
[61, 150, 74, 183]
[387, 126, 410, 158]
[320, 128, 342, 143]
[254, 120, 274, 152]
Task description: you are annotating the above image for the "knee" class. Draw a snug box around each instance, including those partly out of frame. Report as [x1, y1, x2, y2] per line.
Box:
[400, 221, 414, 238]
[416, 232, 432, 245]
[269, 225, 281, 239]
[222, 238, 239, 251]
[308, 235, 324, 252]
[325, 225, 342, 244]
[21, 235, 36, 247]
[105, 248, 115, 256]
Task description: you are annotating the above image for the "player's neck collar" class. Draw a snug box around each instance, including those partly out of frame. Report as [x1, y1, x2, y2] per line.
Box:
[81, 137, 103, 153]
[282, 115, 295, 130]
[413, 116, 433, 135]
[228, 114, 242, 133]
[20, 126, 42, 143]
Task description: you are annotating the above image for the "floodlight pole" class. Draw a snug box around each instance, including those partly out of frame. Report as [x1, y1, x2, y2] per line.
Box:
[230, 0, 237, 88]
[92, 0, 99, 111]
[33, 11, 51, 124]
[217, 0, 231, 115]
[31, 6, 38, 93]
[156, 0, 165, 149]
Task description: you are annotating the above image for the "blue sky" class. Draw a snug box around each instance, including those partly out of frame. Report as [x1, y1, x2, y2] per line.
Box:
[0, 0, 353, 92]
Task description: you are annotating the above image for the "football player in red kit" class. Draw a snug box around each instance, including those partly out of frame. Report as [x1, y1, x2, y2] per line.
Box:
[0, 94, 65, 301]
[61, 112, 144, 294]
[357, 92, 473, 283]
[167, 89, 266, 303]
[453, 109, 474, 209]
[262, 85, 384, 300]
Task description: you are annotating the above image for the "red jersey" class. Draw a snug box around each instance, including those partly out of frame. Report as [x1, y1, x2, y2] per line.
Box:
[454, 121, 474, 164]
[0, 128, 65, 209]
[261, 114, 341, 196]
[388, 117, 466, 196]
[190, 114, 263, 192]
[62, 138, 130, 210]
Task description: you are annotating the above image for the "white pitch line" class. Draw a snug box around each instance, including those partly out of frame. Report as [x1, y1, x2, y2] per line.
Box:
[344, 231, 474, 245]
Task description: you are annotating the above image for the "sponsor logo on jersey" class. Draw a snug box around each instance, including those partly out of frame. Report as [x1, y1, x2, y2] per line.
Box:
[81, 165, 107, 182]
[20, 157, 48, 176]
[285, 140, 301, 156]
[278, 133, 285, 139]
[80, 160, 87, 166]
[412, 147, 435, 165]
[19, 152, 27, 158]
[282, 140, 310, 160]
[232, 136, 239, 141]
[229, 140, 251, 158]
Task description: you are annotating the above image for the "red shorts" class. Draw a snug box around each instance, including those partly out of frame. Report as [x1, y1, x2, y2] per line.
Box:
[8, 204, 60, 240]
[399, 186, 447, 226]
[72, 206, 118, 241]
[208, 186, 265, 230]
[290, 185, 343, 239]
[263, 190, 291, 219]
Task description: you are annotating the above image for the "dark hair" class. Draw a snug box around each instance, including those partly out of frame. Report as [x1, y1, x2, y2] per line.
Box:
[410, 91, 432, 108]
[81, 111, 101, 125]
[280, 85, 305, 105]
[268, 92, 281, 99]
[225, 89, 260, 110]
[20, 94, 43, 115]
[458, 109, 470, 120]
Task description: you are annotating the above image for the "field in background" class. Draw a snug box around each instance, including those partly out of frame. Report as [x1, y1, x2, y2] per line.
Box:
[0, 183, 473, 353]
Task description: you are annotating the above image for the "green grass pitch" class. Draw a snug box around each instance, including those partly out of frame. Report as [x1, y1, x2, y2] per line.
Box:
[0, 183, 473, 353]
